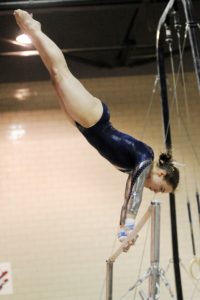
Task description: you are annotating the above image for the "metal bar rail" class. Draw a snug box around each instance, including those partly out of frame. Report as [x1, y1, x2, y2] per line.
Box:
[0, 0, 138, 10]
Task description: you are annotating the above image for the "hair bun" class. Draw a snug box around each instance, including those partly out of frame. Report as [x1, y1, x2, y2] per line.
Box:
[157, 152, 180, 191]
[159, 152, 172, 166]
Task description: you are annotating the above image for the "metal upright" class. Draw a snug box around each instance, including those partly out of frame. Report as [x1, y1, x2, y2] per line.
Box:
[106, 261, 113, 300]
[181, 0, 200, 92]
[149, 200, 161, 298]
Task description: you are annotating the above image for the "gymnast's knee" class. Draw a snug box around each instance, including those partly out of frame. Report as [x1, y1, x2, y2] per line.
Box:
[50, 65, 69, 85]
[50, 66, 61, 84]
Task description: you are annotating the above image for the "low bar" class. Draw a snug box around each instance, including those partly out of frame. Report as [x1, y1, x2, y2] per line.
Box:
[105, 204, 152, 300]
[107, 205, 152, 263]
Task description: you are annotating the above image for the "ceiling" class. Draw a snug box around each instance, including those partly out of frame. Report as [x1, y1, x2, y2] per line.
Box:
[0, 0, 200, 83]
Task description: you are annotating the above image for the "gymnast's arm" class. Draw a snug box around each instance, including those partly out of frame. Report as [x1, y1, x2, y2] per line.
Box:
[120, 164, 152, 226]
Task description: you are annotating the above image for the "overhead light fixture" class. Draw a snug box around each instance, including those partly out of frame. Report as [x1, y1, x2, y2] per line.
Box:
[14, 88, 32, 101]
[8, 124, 26, 141]
[16, 33, 32, 45]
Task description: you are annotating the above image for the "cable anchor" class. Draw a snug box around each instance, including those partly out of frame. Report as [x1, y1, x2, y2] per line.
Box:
[164, 23, 173, 51]
[172, 10, 181, 29]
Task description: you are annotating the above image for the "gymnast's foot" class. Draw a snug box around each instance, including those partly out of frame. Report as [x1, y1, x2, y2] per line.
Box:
[14, 9, 41, 36]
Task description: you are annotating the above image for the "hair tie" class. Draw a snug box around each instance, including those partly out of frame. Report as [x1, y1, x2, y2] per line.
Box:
[159, 159, 164, 166]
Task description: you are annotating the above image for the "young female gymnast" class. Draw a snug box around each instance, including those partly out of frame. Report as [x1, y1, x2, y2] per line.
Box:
[14, 10, 179, 250]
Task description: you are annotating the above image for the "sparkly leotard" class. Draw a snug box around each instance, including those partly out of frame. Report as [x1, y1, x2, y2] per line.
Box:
[76, 103, 154, 224]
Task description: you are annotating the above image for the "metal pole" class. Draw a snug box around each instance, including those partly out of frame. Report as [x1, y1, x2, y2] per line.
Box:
[0, 0, 136, 10]
[196, 191, 200, 228]
[106, 260, 113, 300]
[156, 1, 183, 299]
[149, 200, 161, 299]
[181, 0, 200, 92]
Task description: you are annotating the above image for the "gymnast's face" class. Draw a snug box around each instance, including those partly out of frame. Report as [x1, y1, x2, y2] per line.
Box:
[144, 168, 173, 194]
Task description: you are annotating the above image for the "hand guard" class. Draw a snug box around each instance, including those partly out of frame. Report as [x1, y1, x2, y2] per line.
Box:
[118, 218, 135, 242]
[118, 228, 128, 242]
[124, 218, 135, 231]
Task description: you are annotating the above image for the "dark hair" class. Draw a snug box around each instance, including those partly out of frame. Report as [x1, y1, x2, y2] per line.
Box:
[157, 152, 180, 191]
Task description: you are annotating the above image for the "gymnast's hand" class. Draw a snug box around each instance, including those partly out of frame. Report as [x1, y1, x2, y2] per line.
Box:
[118, 218, 135, 252]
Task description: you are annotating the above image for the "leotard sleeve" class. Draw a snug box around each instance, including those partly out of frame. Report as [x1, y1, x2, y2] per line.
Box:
[120, 161, 152, 225]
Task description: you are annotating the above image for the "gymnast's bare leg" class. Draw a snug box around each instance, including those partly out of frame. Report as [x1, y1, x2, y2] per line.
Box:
[14, 9, 103, 128]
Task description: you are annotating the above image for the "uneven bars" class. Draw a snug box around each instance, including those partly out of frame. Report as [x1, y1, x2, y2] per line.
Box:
[107, 205, 152, 263]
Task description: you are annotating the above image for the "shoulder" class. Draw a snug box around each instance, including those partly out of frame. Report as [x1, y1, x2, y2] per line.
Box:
[146, 144, 154, 160]
[130, 160, 152, 186]
[137, 140, 154, 162]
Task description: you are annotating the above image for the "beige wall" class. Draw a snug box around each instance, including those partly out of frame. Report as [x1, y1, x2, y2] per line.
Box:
[0, 73, 199, 300]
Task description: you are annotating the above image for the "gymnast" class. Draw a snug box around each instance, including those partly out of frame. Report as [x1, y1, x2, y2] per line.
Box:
[14, 10, 179, 250]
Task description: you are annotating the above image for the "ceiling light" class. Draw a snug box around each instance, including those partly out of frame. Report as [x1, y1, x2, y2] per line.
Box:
[16, 33, 32, 45]
[8, 125, 26, 141]
[14, 88, 31, 101]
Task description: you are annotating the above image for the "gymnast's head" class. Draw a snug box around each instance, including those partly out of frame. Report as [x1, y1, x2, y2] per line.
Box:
[145, 152, 180, 194]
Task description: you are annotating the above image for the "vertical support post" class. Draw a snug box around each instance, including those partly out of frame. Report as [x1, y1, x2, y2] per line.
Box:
[149, 200, 161, 298]
[181, 0, 200, 92]
[106, 260, 113, 300]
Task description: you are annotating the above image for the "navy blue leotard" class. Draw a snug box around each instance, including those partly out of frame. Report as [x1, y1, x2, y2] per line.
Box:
[76, 102, 154, 224]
